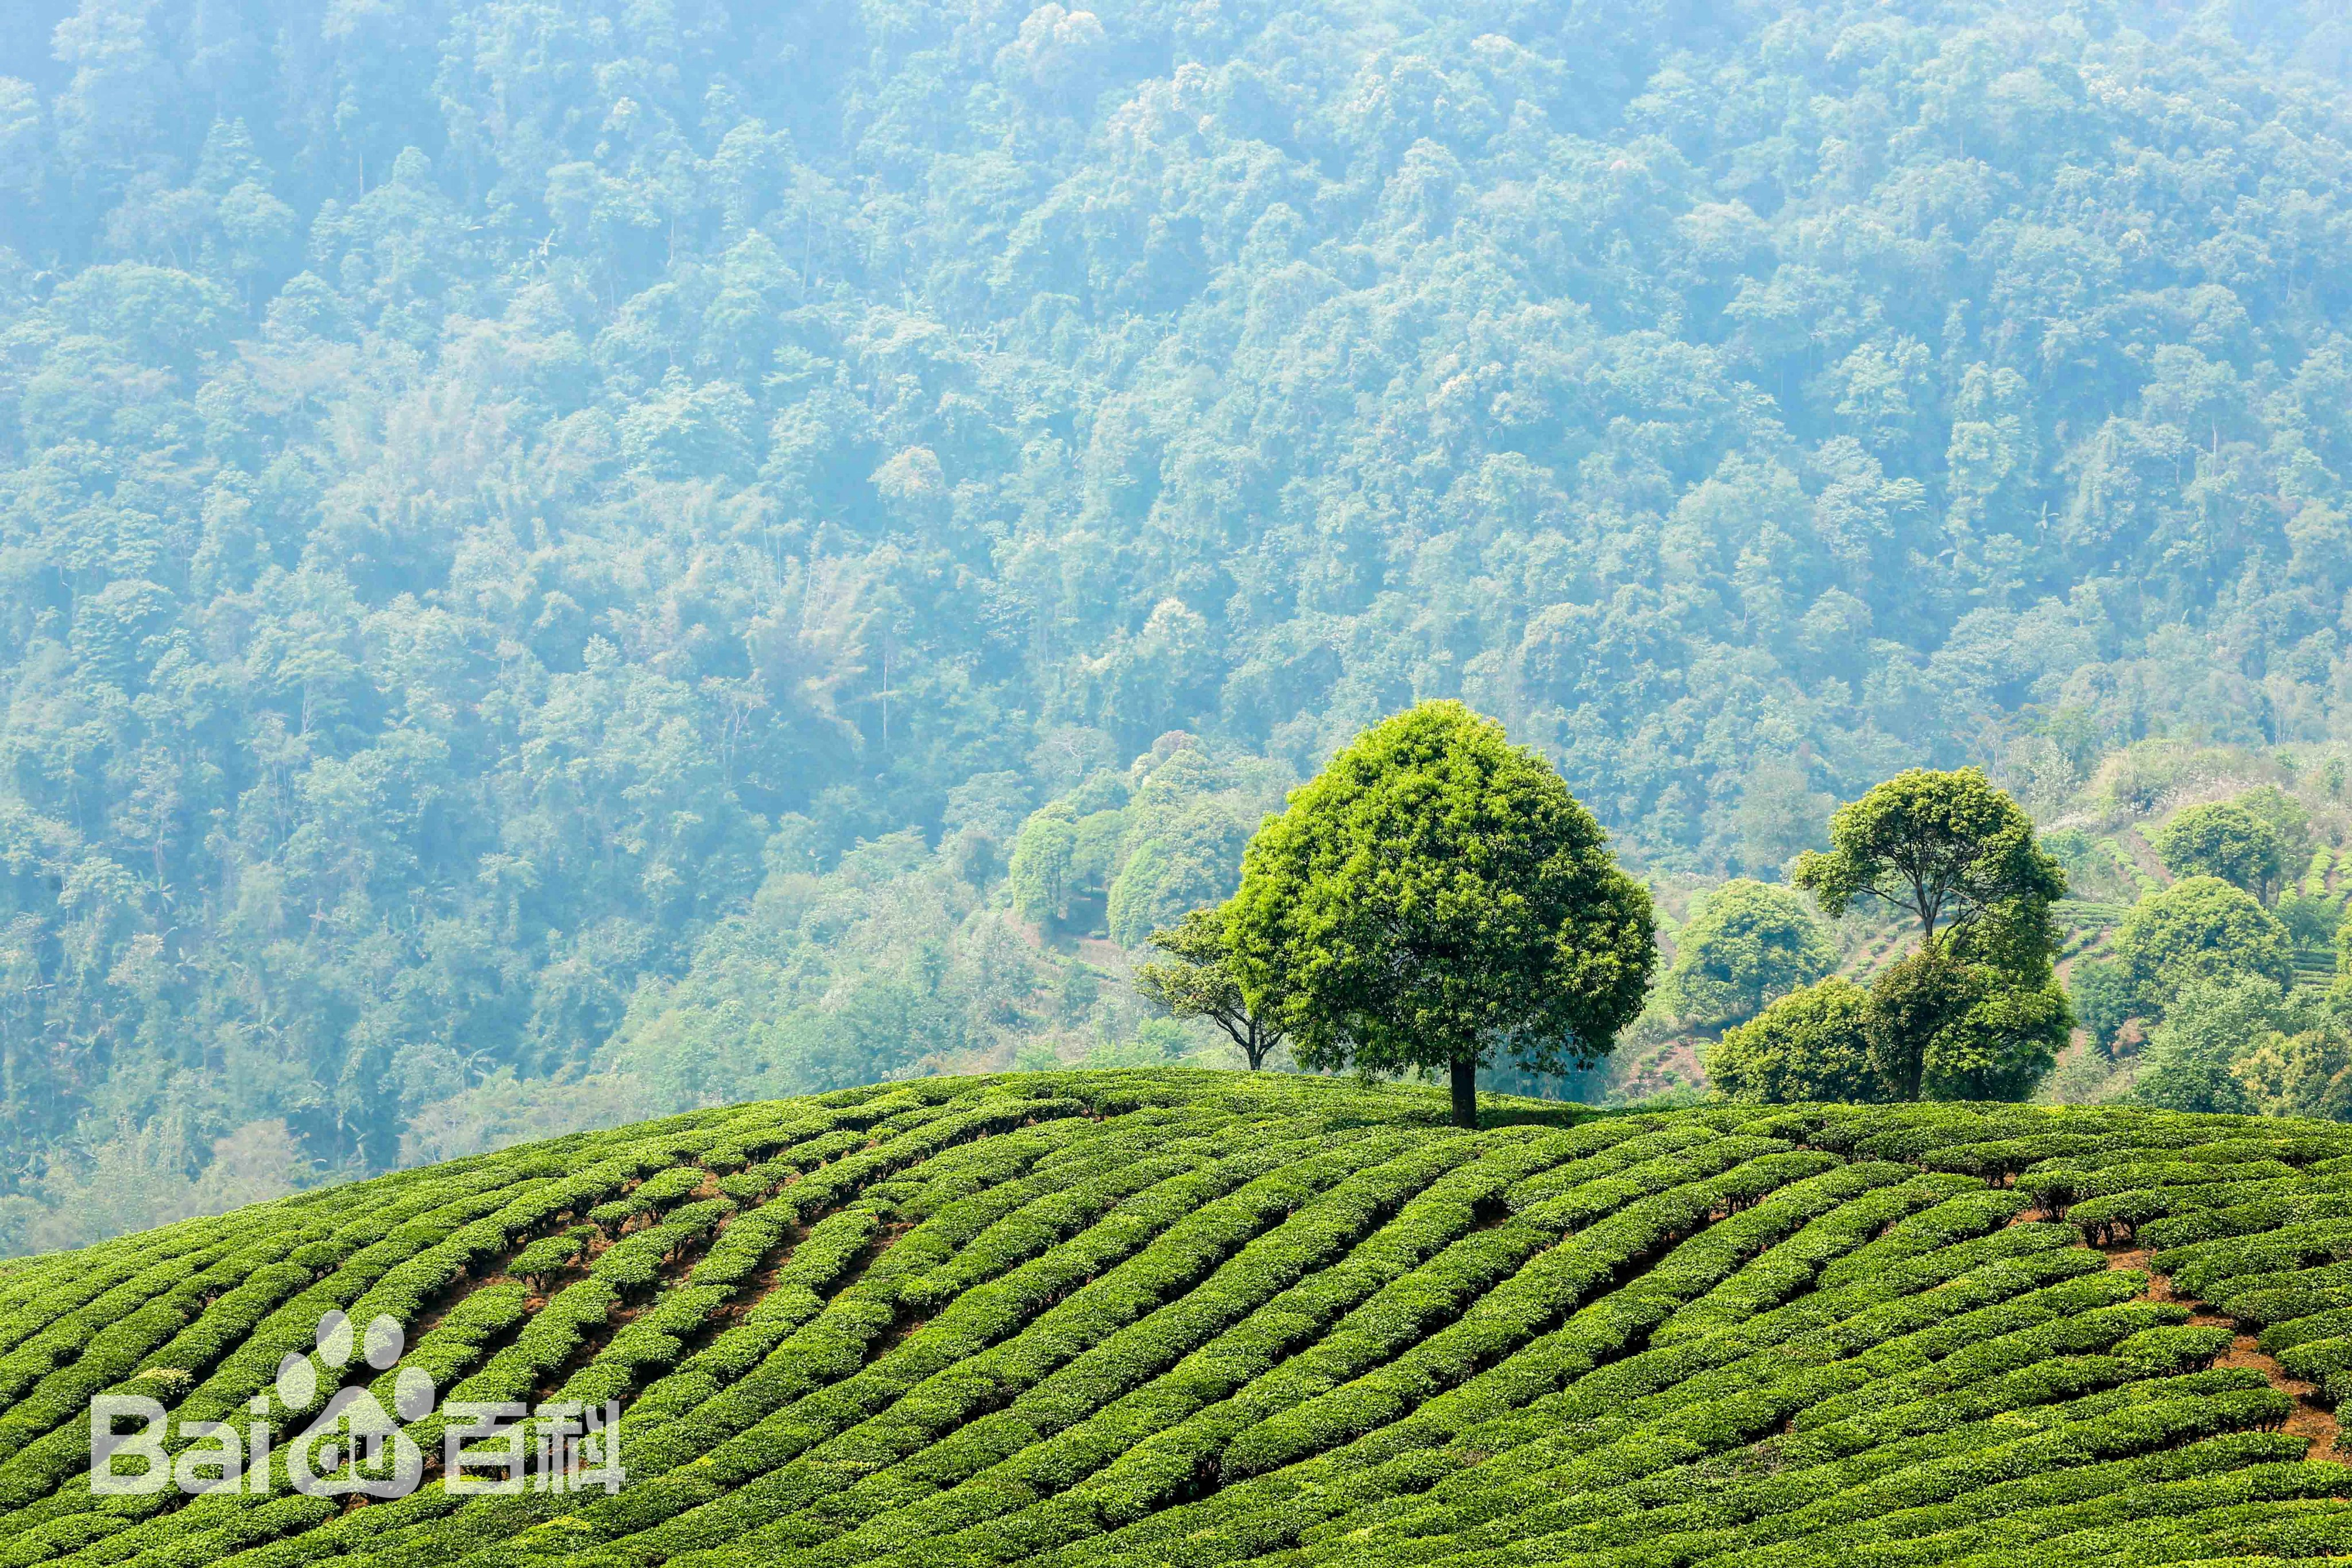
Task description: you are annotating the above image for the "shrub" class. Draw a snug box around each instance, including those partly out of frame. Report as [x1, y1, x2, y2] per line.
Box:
[1707, 979, 1881, 1104]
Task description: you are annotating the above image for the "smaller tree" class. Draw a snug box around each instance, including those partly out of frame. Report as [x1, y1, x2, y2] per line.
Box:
[1007, 811, 1078, 925]
[2278, 890, 2342, 951]
[2154, 802, 2285, 901]
[1895, 956, 2069, 1102]
[1862, 948, 1979, 1103]
[1659, 878, 1838, 1031]
[2236, 1020, 2352, 1122]
[1709, 955, 2068, 1105]
[2130, 975, 2284, 1114]
[2067, 955, 2135, 1055]
[2116, 876, 2295, 1007]
[1854, 948, 2064, 1104]
[1133, 907, 1286, 1070]
[1705, 978, 1878, 1104]
[2235, 784, 2313, 866]
[1106, 802, 1250, 947]
[1793, 768, 2066, 957]
[1793, 768, 2070, 1102]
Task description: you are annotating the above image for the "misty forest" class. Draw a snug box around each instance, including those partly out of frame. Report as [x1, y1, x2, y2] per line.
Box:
[7, 0, 2352, 1252]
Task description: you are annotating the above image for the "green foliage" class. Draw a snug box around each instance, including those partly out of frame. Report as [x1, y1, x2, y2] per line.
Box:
[1707, 978, 1879, 1104]
[1104, 750, 1260, 947]
[2070, 957, 2137, 1055]
[2040, 828, 2098, 889]
[2235, 785, 2316, 868]
[2234, 1024, 2352, 1123]
[1659, 878, 1839, 1031]
[1007, 743, 1269, 942]
[1229, 703, 1654, 1126]
[1711, 947, 2069, 1107]
[1132, 908, 1285, 1070]
[2118, 878, 2297, 1010]
[595, 830, 1043, 1112]
[1793, 769, 2065, 962]
[1888, 954, 2072, 1104]
[1767, 769, 2069, 1105]
[2154, 803, 2288, 901]
[2132, 978, 2287, 1115]
[1008, 814, 1081, 926]
[2277, 890, 2345, 951]
[7, 1074, 2352, 1565]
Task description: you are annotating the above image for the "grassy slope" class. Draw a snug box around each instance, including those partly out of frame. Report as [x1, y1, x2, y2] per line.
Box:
[5, 1073, 2352, 1565]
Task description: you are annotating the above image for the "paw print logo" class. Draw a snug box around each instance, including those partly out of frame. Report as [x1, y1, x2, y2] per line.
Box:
[278, 1311, 433, 1498]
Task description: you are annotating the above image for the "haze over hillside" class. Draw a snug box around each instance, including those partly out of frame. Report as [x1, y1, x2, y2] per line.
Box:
[7, 0, 2352, 1246]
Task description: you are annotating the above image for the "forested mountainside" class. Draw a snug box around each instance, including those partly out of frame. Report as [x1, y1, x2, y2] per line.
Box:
[7, 0, 2352, 1247]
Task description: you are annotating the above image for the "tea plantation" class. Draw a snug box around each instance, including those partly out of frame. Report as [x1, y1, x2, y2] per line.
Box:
[13, 1072, 2352, 1566]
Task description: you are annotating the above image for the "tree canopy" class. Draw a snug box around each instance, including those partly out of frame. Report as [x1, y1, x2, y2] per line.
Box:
[2130, 975, 2285, 1116]
[1793, 769, 2067, 955]
[1705, 978, 1878, 1105]
[1227, 702, 1654, 1127]
[1659, 878, 1838, 1031]
[2154, 802, 2288, 901]
[2117, 875, 2297, 1005]
[1865, 947, 2069, 1103]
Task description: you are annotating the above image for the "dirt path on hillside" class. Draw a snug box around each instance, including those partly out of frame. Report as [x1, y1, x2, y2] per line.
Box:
[2114, 826, 2173, 885]
[2098, 1241, 2344, 1463]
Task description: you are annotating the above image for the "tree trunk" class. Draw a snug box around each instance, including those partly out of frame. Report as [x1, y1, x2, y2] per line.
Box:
[1450, 1059, 1478, 1129]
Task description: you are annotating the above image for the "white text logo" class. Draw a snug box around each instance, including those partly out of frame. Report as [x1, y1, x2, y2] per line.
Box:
[91, 1308, 624, 1497]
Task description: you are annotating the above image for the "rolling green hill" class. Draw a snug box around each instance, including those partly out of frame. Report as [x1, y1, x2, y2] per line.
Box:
[11, 1071, 2352, 1565]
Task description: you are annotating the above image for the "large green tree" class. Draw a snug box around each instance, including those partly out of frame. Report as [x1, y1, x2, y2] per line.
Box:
[1227, 702, 1654, 1128]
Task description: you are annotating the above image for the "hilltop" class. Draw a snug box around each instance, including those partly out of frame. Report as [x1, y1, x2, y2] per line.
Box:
[8, 1071, 2352, 1563]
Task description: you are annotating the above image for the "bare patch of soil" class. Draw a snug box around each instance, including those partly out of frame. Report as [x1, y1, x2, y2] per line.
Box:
[2099, 1240, 2344, 1464]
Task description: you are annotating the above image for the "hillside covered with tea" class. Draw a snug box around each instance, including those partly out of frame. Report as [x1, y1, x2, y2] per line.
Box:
[10, 1072, 2352, 1565]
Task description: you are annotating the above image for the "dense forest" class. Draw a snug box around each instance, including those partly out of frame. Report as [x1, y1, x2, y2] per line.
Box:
[7, 0, 2352, 1250]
